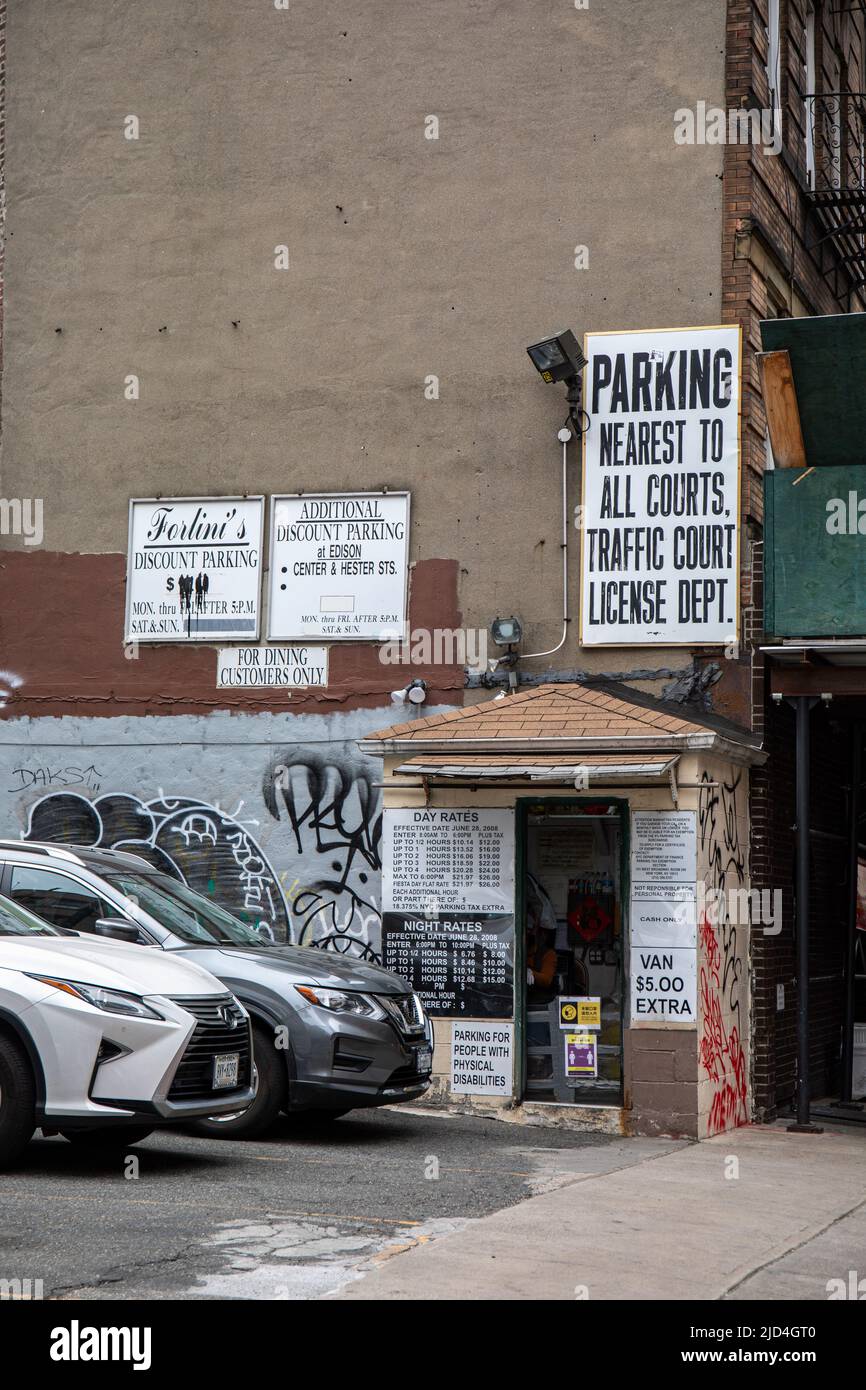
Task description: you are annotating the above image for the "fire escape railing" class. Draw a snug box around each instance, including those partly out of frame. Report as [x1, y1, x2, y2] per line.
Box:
[804, 92, 866, 292]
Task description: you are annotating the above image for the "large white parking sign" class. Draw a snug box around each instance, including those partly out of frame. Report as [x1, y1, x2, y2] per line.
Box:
[581, 325, 741, 646]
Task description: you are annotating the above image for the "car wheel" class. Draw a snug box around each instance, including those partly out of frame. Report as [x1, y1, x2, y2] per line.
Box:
[0, 1034, 36, 1170]
[192, 1022, 287, 1140]
[60, 1125, 154, 1149]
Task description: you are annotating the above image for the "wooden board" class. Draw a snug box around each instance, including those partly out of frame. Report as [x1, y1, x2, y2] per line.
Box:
[757, 350, 806, 470]
[761, 314, 866, 468]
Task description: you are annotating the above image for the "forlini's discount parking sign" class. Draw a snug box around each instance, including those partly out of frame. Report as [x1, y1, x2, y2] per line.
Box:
[126, 496, 264, 643]
[268, 492, 410, 641]
[580, 325, 741, 646]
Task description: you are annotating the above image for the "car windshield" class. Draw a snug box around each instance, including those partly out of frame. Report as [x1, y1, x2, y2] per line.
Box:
[0, 893, 62, 937]
[103, 871, 270, 948]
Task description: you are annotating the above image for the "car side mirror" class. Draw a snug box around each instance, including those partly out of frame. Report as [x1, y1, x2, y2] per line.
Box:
[93, 917, 142, 944]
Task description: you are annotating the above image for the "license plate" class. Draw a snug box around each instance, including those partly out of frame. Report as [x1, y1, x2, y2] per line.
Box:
[213, 1053, 240, 1089]
[415, 1047, 432, 1073]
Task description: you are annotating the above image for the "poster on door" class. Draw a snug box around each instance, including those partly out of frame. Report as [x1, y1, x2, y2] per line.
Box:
[580, 324, 741, 646]
[564, 1032, 598, 1079]
[125, 497, 264, 643]
[268, 492, 410, 641]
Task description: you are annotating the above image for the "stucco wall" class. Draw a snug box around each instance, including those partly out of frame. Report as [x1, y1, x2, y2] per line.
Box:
[1, 0, 727, 690]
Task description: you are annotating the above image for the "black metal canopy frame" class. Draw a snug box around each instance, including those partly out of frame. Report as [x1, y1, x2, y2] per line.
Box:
[805, 93, 866, 294]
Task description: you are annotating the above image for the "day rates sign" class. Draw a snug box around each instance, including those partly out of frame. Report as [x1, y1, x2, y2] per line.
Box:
[580, 326, 740, 646]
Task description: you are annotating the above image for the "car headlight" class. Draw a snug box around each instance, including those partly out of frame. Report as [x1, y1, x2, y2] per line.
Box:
[379, 991, 428, 1033]
[294, 985, 385, 1020]
[27, 976, 163, 1020]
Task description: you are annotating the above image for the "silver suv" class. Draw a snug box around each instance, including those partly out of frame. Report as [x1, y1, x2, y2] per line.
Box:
[0, 841, 432, 1139]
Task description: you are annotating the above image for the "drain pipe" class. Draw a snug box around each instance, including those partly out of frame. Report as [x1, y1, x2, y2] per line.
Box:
[520, 424, 572, 662]
[787, 694, 823, 1134]
[840, 722, 862, 1105]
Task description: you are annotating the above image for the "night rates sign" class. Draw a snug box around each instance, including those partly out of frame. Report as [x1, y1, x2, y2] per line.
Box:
[580, 326, 741, 646]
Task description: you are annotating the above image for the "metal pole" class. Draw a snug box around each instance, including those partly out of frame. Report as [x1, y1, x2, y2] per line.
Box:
[840, 723, 862, 1105]
[788, 695, 822, 1132]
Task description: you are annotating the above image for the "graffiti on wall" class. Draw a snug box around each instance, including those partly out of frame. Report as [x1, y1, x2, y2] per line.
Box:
[698, 770, 748, 1135]
[12, 741, 385, 957]
[23, 791, 290, 941]
[0, 710, 414, 961]
[263, 747, 382, 961]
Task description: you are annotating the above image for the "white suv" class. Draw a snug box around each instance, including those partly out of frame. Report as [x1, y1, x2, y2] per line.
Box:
[0, 892, 255, 1168]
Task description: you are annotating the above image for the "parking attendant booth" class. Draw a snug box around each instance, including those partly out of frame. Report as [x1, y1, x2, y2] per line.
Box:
[360, 683, 763, 1139]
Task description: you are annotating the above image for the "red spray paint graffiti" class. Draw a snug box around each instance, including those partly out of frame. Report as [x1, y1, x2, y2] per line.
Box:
[699, 917, 748, 1134]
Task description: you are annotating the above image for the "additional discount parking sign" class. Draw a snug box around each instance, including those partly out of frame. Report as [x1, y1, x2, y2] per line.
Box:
[268, 492, 410, 641]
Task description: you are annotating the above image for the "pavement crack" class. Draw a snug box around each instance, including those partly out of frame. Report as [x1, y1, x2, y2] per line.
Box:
[49, 1247, 194, 1299]
[720, 1194, 866, 1299]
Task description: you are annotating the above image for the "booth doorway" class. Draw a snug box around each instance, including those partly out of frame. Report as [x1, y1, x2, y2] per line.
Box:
[520, 802, 625, 1106]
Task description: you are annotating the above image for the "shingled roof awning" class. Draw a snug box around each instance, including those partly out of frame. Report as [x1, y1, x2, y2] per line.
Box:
[360, 682, 764, 766]
[393, 753, 680, 784]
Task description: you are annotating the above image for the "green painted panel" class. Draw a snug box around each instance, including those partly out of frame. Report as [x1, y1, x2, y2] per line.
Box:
[761, 314, 866, 468]
[764, 465, 866, 636]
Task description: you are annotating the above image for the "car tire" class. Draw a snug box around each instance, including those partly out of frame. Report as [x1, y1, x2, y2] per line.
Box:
[0, 1034, 36, 1170]
[191, 1022, 287, 1140]
[60, 1125, 155, 1149]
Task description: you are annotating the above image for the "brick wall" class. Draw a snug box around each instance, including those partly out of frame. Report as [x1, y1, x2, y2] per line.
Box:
[726, 1, 863, 1118]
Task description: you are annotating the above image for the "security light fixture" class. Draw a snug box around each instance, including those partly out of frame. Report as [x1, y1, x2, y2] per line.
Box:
[490, 616, 523, 647]
[526, 330, 587, 385]
[391, 679, 428, 706]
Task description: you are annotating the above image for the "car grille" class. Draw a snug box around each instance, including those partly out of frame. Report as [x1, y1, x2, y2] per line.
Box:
[166, 995, 252, 1099]
[380, 992, 426, 1035]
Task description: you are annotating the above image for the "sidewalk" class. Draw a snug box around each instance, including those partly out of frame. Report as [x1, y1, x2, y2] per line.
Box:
[333, 1121, 866, 1301]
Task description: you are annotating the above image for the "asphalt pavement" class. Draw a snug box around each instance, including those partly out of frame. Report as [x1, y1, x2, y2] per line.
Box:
[0, 1108, 670, 1300]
